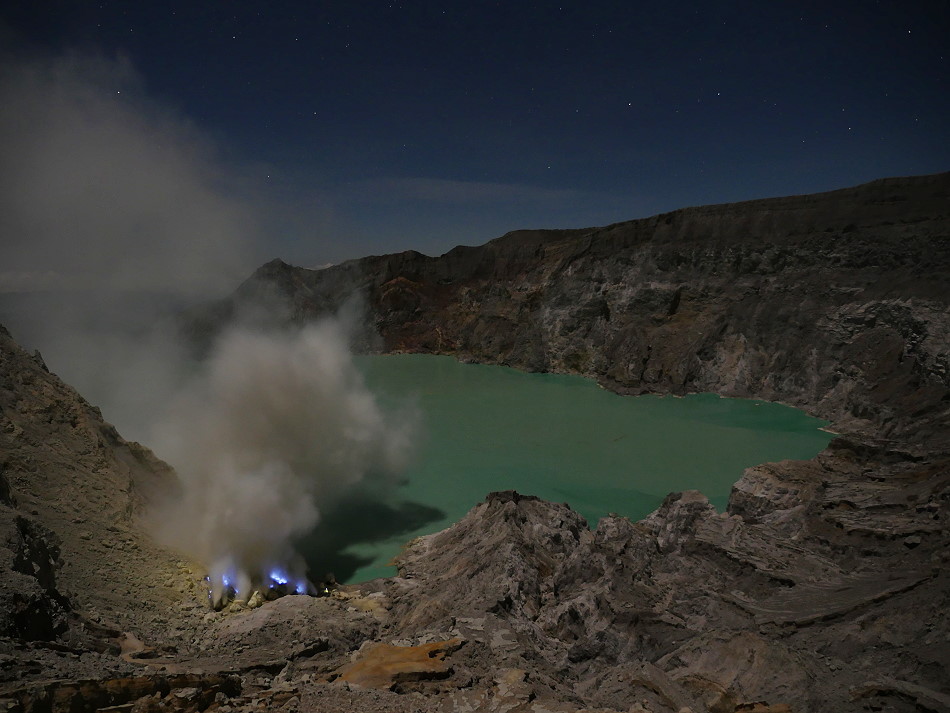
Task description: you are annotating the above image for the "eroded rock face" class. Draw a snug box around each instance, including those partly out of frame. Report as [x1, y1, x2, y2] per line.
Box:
[192, 173, 950, 446]
[0, 509, 68, 641]
[378, 487, 949, 712]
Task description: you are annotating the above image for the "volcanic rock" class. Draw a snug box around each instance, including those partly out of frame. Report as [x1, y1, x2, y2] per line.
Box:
[333, 638, 462, 690]
[366, 485, 945, 711]
[0, 508, 68, 641]
[0, 323, 212, 685]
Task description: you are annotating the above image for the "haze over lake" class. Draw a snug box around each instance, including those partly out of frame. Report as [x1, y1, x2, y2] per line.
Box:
[305, 355, 831, 583]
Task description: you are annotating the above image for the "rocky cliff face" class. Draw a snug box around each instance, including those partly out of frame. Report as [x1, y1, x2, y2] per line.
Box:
[2, 174, 949, 712]
[196, 172, 950, 449]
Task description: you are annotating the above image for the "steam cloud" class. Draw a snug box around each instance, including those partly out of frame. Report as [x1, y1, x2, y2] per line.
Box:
[0, 51, 256, 296]
[0, 47, 416, 598]
[149, 320, 415, 602]
[0, 50, 264, 440]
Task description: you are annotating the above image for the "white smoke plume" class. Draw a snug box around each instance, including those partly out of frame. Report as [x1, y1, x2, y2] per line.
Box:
[0, 47, 417, 598]
[149, 319, 415, 604]
[0, 49, 264, 442]
[0, 51, 257, 297]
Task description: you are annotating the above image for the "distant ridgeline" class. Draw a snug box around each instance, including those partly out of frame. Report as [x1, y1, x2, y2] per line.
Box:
[189, 172, 950, 448]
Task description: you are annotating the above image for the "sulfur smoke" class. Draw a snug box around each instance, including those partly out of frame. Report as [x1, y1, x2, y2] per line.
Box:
[148, 318, 414, 603]
[0, 49, 261, 442]
[0, 47, 419, 599]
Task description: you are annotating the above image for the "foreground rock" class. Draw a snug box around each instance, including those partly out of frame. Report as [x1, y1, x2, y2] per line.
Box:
[382, 487, 948, 712]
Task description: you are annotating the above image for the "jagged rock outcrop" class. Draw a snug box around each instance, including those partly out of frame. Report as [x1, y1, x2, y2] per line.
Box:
[0, 509, 69, 641]
[371, 486, 948, 712]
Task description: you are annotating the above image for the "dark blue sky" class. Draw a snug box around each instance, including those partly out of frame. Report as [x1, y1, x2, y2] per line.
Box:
[2, 1, 948, 272]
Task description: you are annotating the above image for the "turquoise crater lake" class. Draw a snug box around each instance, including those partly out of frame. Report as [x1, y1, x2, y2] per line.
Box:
[303, 354, 831, 583]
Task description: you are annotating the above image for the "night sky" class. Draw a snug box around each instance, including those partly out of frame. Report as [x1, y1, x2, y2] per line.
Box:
[1, 1, 948, 286]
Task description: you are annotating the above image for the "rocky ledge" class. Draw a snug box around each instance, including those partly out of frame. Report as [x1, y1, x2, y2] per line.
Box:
[2, 173, 949, 712]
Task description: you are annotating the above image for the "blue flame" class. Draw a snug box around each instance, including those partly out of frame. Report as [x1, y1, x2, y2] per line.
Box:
[295, 581, 307, 594]
[220, 572, 239, 594]
[268, 568, 289, 586]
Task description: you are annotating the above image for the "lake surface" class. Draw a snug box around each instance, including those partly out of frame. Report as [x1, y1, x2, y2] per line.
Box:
[303, 354, 831, 583]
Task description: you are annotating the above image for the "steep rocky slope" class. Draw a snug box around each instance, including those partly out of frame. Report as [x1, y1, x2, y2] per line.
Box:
[2, 174, 948, 712]
[0, 324, 240, 708]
